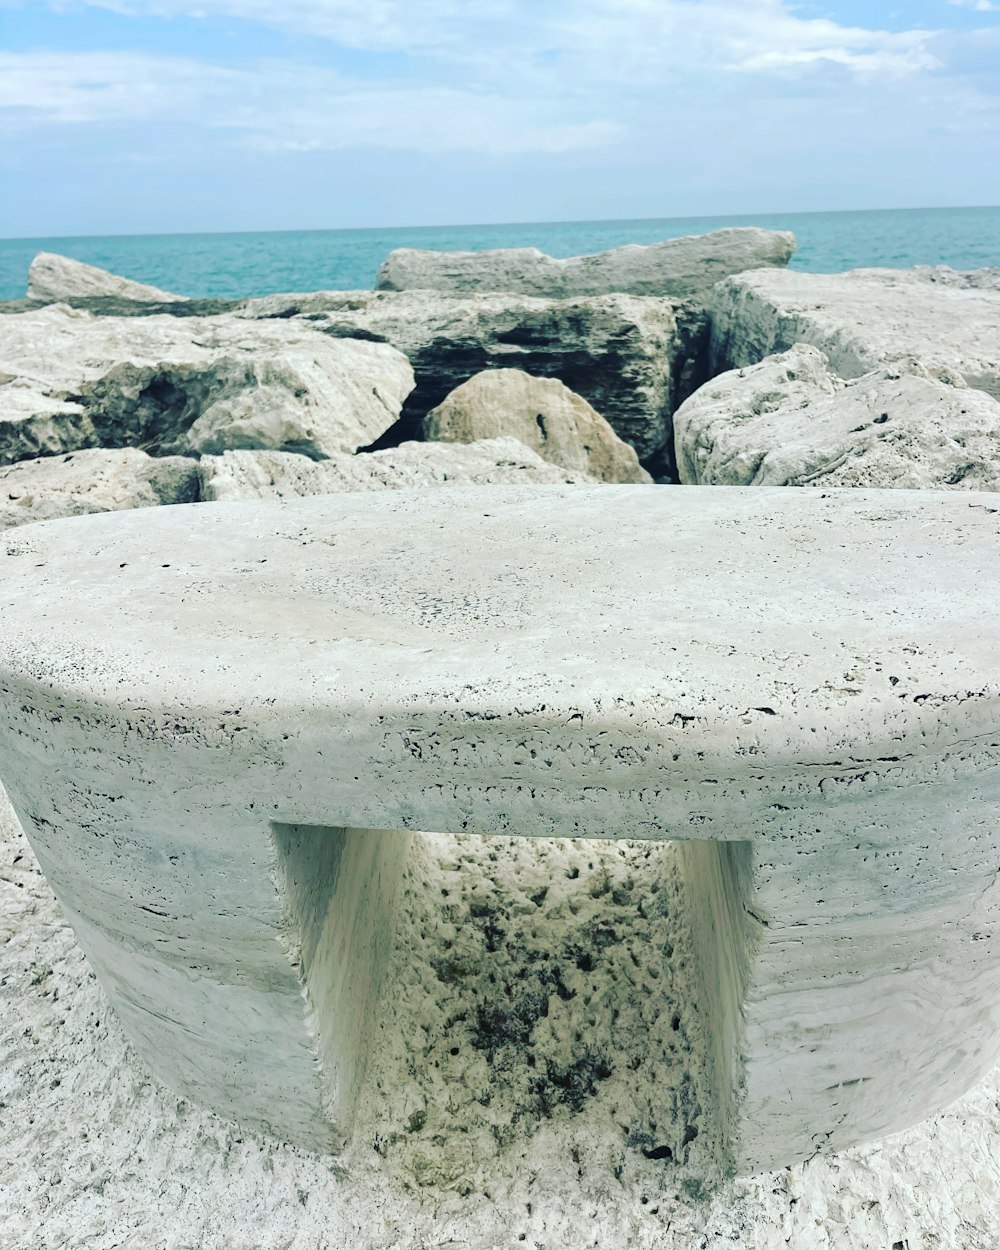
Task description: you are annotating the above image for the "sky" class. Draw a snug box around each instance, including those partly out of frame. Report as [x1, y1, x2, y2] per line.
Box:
[0, 0, 998, 237]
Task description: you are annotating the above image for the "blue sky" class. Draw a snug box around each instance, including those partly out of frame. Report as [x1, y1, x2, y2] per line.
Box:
[1, 0, 998, 237]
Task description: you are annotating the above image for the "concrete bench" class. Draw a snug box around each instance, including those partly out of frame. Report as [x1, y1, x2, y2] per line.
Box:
[0, 485, 998, 1173]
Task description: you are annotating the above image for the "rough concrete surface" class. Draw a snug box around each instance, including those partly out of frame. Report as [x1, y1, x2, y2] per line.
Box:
[711, 266, 1000, 400]
[199, 439, 596, 501]
[674, 344, 1000, 488]
[2, 487, 1000, 1180]
[0, 304, 413, 464]
[422, 369, 651, 483]
[27, 252, 188, 304]
[375, 227, 795, 302]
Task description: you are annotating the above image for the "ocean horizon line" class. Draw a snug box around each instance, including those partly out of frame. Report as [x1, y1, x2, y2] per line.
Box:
[2, 202, 999, 246]
[3, 205, 998, 301]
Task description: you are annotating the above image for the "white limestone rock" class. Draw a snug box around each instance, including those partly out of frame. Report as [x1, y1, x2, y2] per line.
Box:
[423, 369, 651, 483]
[711, 267, 1000, 401]
[0, 370, 94, 464]
[0, 447, 199, 530]
[28, 252, 188, 304]
[675, 345, 1000, 489]
[199, 438, 595, 501]
[0, 304, 414, 464]
[375, 227, 795, 302]
[237, 290, 689, 465]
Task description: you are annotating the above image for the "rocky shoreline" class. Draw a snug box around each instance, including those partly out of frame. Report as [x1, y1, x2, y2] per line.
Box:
[3, 226, 1000, 1250]
[2, 227, 999, 528]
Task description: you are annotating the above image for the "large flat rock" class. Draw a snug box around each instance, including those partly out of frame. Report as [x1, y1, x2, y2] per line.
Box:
[375, 227, 795, 302]
[0, 305, 413, 464]
[711, 267, 1000, 400]
[674, 344, 1000, 488]
[1, 487, 999, 1174]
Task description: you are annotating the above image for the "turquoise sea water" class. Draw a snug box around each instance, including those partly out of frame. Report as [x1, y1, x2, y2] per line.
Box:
[0, 206, 997, 302]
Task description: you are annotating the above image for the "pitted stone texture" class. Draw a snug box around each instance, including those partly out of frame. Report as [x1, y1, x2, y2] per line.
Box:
[1, 487, 999, 1175]
[674, 344, 1000, 489]
[423, 370, 651, 483]
[375, 228, 795, 302]
[28, 252, 188, 304]
[711, 267, 1000, 400]
[0, 304, 414, 464]
[236, 289, 688, 465]
[0, 448, 199, 530]
[199, 439, 595, 501]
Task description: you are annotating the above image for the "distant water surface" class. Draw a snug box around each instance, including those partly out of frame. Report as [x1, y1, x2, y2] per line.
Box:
[0, 206, 998, 302]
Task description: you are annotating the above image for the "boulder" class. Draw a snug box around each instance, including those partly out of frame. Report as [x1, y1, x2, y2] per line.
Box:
[711, 267, 1000, 401]
[422, 369, 651, 484]
[4, 289, 702, 471]
[374, 227, 796, 302]
[0, 305, 414, 464]
[675, 344, 1000, 490]
[0, 448, 199, 530]
[28, 253, 188, 304]
[237, 290, 691, 467]
[199, 438, 596, 501]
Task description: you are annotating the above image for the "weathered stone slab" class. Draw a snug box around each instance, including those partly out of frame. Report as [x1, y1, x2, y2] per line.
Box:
[711, 267, 1000, 400]
[0, 305, 414, 464]
[674, 345, 1000, 489]
[375, 227, 795, 302]
[1, 487, 998, 1174]
[199, 439, 595, 501]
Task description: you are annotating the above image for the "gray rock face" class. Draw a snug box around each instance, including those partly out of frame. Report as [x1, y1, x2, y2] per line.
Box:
[28, 253, 188, 304]
[423, 369, 651, 484]
[711, 267, 1000, 401]
[675, 344, 1000, 489]
[0, 448, 199, 530]
[374, 228, 795, 302]
[199, 439, 595, 501]
[236, 290, 689, 467]
[0, 305, 414, 465]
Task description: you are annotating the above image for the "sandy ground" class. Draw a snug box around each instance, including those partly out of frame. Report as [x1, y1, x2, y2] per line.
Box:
[3, 785, 1000, 1250]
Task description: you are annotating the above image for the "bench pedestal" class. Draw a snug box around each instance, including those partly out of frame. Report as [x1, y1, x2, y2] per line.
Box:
[1, 485, 998, 1172]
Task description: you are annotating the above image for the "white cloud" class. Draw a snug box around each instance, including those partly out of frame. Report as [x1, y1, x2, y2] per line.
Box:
[0, 0, 991, 168]
[1, 0, 945, 83]
[0, 50, 622, 154]
[949, 0, 1000, 11]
